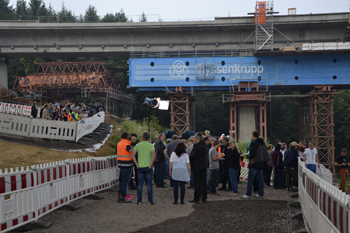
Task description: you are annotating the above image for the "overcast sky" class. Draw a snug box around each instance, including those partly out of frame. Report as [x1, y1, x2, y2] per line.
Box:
[9, 0, 350, 21]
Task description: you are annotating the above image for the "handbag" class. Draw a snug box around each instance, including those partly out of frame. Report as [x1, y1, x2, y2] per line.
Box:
[172, 161, 190, 182]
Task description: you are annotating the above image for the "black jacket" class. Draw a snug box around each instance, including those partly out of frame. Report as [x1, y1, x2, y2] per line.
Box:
[190, 140, 207, 170]
[226, 147, 241, 170]
[222, 143, 230, 166]
[283, 148, 298, 168]
[248, 137, 268, 169]
[154, 140, 166, 163]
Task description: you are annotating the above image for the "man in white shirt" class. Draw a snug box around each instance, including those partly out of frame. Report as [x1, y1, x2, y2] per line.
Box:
[301, 141, 318, 174]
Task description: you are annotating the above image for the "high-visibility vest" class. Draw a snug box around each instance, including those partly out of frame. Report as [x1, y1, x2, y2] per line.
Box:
[64, 114, 72, 122]
[240, 157, 243, 167]
[71, 112, 80, 122]
[218, 146, 222, 157]
[117, 139, 133, 167]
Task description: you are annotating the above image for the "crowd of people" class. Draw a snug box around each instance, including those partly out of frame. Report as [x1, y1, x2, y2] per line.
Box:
[31, 101, 103, 122]
[116, 129, 349, 205]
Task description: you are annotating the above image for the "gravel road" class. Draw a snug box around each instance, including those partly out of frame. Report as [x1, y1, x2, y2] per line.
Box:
[11, 182, 304, 233]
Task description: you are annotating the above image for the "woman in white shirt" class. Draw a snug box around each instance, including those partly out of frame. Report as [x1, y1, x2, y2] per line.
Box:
[301, 141, 318, 174]
[169, 142, 191, 205]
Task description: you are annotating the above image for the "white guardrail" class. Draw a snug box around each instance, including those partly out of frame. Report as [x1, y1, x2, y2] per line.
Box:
[298, 159, 350, 233]
[0, 156, 119, 232]
[0, 102, 105, 142]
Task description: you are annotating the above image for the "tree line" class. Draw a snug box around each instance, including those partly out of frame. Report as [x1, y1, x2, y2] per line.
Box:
[0, 0, 147, 23]
[1, 0, 350, 155]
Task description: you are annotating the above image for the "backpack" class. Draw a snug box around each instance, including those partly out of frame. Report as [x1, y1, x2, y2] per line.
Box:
[257, 144, 269, 169]
[276, 152, 284, 168]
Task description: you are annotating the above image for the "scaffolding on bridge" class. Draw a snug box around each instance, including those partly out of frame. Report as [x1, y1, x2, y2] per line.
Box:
[13, 61, 133, 119]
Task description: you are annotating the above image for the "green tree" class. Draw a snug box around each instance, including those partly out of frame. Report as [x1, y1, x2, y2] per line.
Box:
[28, 0, 47, 18]
[116, 9, 128, 22]
[15, 0, 29, 20]
[334, 90, 350, 155]
[84, 5, 99, 23]
[139, 11, 147, 22]
[0, 0, 15, 20]
[57, 3, 76, 23]
[101, 13, 115, 22]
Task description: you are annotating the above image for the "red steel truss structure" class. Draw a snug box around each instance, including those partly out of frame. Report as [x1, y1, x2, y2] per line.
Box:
[168, 87, 194, 134]
[12, 61, 133, 118]
[310, 86, 338, 176]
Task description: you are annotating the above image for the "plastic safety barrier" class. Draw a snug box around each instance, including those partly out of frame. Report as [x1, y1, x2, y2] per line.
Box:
[298, 159, 350, 233]
[29, 118, 77, 141]
[0, 114, 31, 137]
[0, 167, 37, 232]
[75, 112, 105, 142]
[0, 156, 119, 232]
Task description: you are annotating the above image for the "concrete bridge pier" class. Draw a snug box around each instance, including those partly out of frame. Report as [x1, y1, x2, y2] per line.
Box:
[0, 58, 8, 88]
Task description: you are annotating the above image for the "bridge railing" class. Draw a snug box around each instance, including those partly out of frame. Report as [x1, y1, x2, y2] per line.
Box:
[298, 159, 350, 233]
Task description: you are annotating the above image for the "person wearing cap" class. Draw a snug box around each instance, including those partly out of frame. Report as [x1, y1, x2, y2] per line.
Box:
[283, 142, 299, 191]
[335, 148, 350, 192]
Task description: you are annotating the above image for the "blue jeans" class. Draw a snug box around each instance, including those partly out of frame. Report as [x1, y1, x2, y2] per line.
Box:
[137, 167, 154, 203]
[210, 168, 219, 193]
[154, 161, 165, 187]
[165, 159, 170, 179]
[229, 168, 239, 194]
[206, 168, 212, 192]
[118, 166, 132, 195]
[190, 170, 195, 187]
[273, 166, 285, 189]
[307, 164, 317, 174]
[173, 180, 186, 202]
[246, 168, 264, 197]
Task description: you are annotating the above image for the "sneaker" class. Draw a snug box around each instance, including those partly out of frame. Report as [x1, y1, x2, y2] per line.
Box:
[229, 192, 237, 196]
[240, 194, 251, 199]
[125, 196, 132, 201]
[213, 192, 220, 196]
[126, 194, 134, 199]
[148, 202, 156, 205]
[254, 194, 263, 198]
[137, 202, 142, 205]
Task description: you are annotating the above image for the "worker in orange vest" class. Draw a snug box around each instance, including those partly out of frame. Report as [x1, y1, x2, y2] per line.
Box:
[117, 132, 134, 203]
[63, 109, 72, 122]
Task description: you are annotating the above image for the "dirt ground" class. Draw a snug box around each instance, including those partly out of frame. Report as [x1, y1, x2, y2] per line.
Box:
[0, 123, 114, 170]
[13, 182, 305, 233]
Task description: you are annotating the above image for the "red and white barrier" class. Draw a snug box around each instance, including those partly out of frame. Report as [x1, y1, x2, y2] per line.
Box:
[0, 156, 119, 232]
[0, 167, 37, 232]
[22, 106, 32, 117]
[239, 158, 249, 182]
[0, 114, 31, 137]
[298, 159, 350, 233]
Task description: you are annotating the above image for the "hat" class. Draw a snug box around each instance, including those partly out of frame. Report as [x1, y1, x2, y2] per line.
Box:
[55, 103, 59, 106]
[290, 141, 299, 147]
[166, 139, 172, 142]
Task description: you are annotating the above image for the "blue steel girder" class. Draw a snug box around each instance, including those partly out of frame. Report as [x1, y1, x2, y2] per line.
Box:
[128, 54, 350, 91]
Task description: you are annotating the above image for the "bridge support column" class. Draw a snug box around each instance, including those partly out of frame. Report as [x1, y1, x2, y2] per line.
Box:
[224, 82, 268, 142]
[0, 58, 8, 88]
[169, 87, 194, 134]
[310, 86, 338, 176]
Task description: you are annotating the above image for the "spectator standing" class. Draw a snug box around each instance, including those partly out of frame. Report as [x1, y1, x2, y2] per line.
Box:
[272, 143, 284, 189]
[154, 133, 168, 188]
[209, 140, 221, 196]
[42, 105, 51, 120]
[186, 138, 195, 188]
[283, 142, 299, 191]
[51, 105, 59, 121]
[264, 144, 273, 186]
[165, 135, 179, 186]
[301, 142, 318, 174]
[226, 140, 241, 195]
[241, 131, 268, 199]
[219, 137, 231, 191]
[31, 101, 38, 118]
[335, 148, 350, 192]
[63, 109, 72, 122]
[132, 131, 156, 205]
[71, 108, 80, 122]
[129, 134, 138, 189]
[203, 137, 212, 192]
[116, 132, 133, 203]
[169, 143, 191, 204]
[189, 133, 208, 204]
